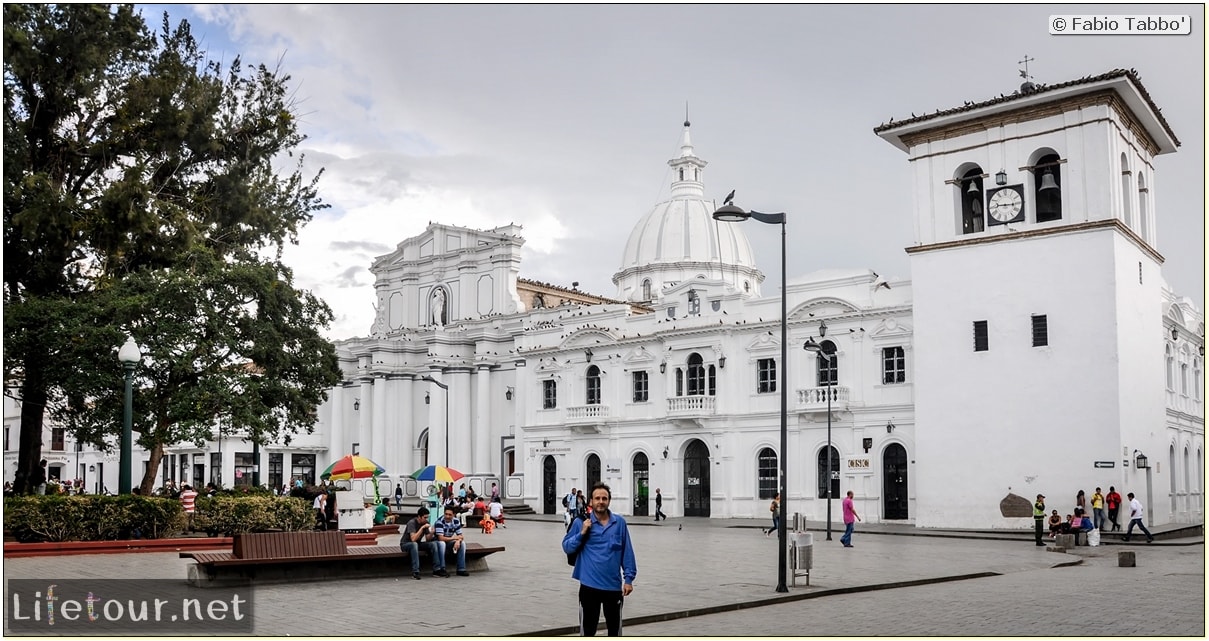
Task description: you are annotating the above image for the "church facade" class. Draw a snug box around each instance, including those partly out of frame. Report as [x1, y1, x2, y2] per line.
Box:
[9, 70, 1201, 530]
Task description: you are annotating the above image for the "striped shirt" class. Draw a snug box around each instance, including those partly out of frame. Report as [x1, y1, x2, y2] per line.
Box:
[180, 490, 198, 513]
[434, 516, 463, 539]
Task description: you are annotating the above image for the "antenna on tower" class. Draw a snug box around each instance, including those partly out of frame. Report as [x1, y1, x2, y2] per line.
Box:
[1018, 55, 1036, 92]
[685, 101, 690, 127]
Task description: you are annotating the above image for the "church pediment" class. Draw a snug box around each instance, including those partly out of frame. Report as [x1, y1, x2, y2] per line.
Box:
[559, 328, 619, 350]
[868, 317, 912, 339]
[789, 297, 861, 321]
[621, 346, 657, 365]
[745, 332, 781, 352]
[534, 357, 568, 374]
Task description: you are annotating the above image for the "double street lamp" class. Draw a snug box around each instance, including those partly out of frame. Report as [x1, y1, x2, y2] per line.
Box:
[802, 337, 835, 541]
[421, 375, 450, 466]
[712, 202, 790, 593]
[117, 336, 142, 494]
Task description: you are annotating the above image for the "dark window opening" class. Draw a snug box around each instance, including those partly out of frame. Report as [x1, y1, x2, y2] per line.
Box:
[757, 448, 777, 499]
[960, 168, 985, 234]
[1032, 314, 1049, 347]
[882, 346, 906, 384]
[1034, 154, 1062, 222]
[542, 379, 558, 409]
[586, 365, 601, 405]
[757, 358, 777, 393]
[974, 320, 989, 352]
[632, 370, 649, 403]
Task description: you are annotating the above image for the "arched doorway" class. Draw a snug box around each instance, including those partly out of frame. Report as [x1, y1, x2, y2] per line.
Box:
[632, 452, 649, 516]
[586, 454, 601, 489]
[418, 429, 429, 468]
[543, 456, 558, 515]
[683, 439, 711, 517]
[883, 443, 908, 520]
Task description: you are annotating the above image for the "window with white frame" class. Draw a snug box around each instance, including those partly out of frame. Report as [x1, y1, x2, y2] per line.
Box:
[632, 370, 649, 403]
[756, 358, 777, 393]
[542, 379, 558, 409]
[757, 448, 777, 499]
[882, 346, 905, 384]
[586, 366, 601, 405]
[816, 340, 838, 386]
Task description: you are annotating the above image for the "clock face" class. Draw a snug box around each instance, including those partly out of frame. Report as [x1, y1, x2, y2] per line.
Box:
[987, 185, 1025, 224]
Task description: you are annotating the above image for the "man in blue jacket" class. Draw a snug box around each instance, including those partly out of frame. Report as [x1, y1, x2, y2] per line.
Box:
[561, 482, 637, 636]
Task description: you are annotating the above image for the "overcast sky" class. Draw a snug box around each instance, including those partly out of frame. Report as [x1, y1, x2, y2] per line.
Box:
[142, 4, 1206, 340]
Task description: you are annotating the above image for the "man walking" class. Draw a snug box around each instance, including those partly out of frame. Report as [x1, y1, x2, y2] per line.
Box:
[840, 490, 861, 548]
[1122, 492, 1154, 543]
[565, 487, 578, 532]
[562, 483, 637, 637]
[1033, 494, 1046, 546]
[1106, 486, 1123, 531]
[653, 488, 666, 522]
[179, 484, 198, 532]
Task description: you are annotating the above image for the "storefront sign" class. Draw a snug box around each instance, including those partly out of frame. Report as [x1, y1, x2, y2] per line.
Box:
[845, 457, 873, 474]
[533, 447, 571, 454]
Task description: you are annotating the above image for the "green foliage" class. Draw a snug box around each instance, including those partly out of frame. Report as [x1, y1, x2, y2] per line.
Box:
[2, 495, 185, 542]
[3, 4, 339, 494]
[192, 495, 314, 536]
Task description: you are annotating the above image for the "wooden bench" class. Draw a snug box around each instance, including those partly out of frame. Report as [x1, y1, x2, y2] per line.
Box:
[181, 530, 504, 587]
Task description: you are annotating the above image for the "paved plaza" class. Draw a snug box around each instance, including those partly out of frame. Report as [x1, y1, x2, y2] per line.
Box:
[3, 515, 1203, 636]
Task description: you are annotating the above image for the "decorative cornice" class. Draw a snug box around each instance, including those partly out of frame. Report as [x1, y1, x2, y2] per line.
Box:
[904, 218, 1164, 264]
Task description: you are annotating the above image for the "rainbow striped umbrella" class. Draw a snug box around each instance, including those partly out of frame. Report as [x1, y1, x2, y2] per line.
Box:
[409, 465, 465, 483]
[321, 454, 386, 481]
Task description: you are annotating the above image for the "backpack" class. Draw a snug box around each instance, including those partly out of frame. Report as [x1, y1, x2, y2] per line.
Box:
[567, 519, 589, 566]
[562, 495, 569, 508]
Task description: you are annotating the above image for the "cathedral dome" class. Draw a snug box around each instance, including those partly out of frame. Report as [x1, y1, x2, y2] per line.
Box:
[613, 121, 763, 302]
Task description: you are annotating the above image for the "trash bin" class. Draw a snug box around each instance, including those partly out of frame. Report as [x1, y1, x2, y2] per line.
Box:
[790, 531, 813, 586]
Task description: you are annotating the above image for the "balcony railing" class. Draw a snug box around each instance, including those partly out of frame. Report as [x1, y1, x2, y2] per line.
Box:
[566, 404, 610, 421]
[667, 395, 716, 416]
[796, 385, 850, 411]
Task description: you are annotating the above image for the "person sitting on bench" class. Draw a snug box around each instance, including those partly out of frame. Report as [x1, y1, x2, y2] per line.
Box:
[400, 507, 439, 580]
[488, 497, 506, 528]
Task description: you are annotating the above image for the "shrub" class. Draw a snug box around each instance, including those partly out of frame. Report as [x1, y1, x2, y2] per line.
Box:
[192, 495, 313, 535]
[2, 495, 185, 542]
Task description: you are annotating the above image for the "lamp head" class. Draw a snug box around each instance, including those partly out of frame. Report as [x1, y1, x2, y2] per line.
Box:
[802, 337, 821, 353]
[117, 336, 142, 364]
[712, 204, 749, 222]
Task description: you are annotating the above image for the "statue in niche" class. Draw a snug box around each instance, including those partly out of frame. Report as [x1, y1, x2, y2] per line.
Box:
[431, 287, 447, 327]
[370, 299, 387, 338]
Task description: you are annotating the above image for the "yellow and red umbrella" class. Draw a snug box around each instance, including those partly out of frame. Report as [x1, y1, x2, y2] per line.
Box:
[322, 454, 386, 480]
[409, 465, 465, 483]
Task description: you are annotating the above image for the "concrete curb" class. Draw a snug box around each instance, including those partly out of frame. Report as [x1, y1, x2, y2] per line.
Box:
[511, 571, 1002, 636]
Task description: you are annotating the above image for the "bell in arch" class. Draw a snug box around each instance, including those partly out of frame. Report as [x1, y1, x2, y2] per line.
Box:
[1039, 169, 1059, 192]
[966, 179, 980, 194]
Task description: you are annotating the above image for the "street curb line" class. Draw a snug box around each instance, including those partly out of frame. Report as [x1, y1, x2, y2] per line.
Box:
[510, 571, 1001, 636]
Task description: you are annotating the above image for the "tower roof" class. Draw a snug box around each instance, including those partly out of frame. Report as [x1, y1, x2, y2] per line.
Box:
[875, 69, 1180, 154]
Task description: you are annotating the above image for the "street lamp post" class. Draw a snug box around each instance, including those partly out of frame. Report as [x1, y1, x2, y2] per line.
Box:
[713, 202, 789, 593]
[117, 336, 142, 494]
[421, 375, 450, 466]
[803, 338, 836, 541]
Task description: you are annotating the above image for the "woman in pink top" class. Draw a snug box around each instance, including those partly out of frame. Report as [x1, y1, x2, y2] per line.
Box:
[840, 490, 861, 548]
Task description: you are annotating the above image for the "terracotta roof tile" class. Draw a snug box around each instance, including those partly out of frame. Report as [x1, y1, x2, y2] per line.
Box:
[873, 68, 1180, 147]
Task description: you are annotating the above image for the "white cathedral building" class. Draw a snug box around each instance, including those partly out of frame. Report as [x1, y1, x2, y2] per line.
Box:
[8, 69, 1203, 530]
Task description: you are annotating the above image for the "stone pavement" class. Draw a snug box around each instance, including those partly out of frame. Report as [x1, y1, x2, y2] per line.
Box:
[2, 515, 1202, 636]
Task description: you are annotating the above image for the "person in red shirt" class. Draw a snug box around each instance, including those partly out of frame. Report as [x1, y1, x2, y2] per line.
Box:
[179, 484, 199, 532]
[1105, 487, 1123, 532]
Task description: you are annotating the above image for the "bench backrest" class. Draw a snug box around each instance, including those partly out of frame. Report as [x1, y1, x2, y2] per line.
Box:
[232, 531, 348, 559]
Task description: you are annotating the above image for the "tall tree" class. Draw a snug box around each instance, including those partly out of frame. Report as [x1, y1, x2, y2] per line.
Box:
[4, 5, 338, 493]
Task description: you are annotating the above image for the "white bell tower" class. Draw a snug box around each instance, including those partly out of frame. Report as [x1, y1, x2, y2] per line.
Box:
[877, 69, 1181, 528]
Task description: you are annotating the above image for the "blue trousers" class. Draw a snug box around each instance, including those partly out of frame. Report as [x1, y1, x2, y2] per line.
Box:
[400, 539, 438, 573]
[1125, 518, 1153, 541]
[841, 521, 855, 545]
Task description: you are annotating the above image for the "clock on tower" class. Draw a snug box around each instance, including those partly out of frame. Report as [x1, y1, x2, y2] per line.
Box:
[986, 185, 1025, 225]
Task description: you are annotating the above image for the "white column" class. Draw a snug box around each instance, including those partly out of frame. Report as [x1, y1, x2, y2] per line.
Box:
[426, 374, 447, 467]
[451, 369, 473, 472]
[397, 376, 415, 476]
[475, 365, 492, 475]
[328, 385, 345, 459]
[358, 377, 372, 455]
[371, 374, 386, 463]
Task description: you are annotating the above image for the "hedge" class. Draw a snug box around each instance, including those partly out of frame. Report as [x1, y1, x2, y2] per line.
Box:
[3, 494, 313, 542]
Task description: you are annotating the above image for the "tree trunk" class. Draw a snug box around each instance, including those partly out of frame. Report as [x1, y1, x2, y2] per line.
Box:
[139, 439, 165, 496]
[15, 355, 49, 495]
